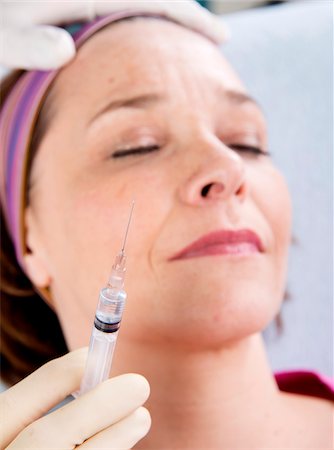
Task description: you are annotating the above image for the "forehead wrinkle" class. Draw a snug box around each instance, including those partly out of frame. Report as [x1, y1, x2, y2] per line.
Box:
[40, 17, 247, 132]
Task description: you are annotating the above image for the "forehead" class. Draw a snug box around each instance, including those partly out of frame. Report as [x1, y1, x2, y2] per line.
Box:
[52, 18, 245, 106]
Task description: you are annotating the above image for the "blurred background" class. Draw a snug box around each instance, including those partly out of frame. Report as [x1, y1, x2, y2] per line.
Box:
[198, 0, 292, 13]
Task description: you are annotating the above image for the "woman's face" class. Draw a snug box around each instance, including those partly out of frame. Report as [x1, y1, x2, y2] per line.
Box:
[25, 18, 292, 350]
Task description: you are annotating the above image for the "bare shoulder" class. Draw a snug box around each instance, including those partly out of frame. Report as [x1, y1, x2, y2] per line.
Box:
[279, 392, 333, 448]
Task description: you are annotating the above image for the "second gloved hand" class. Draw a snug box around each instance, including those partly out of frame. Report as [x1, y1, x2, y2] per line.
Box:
[0, 0, 228, 70]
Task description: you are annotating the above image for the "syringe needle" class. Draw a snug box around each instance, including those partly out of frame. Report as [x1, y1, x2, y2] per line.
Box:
[121, 200, 135, 253]
[110, 201, 135, 275]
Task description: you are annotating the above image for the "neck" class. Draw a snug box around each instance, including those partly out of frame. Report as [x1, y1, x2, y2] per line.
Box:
[112, 333, 283, 449]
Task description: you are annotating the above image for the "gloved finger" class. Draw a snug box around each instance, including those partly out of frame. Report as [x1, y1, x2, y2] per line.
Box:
[8, 374, 150, 450]
[79, 407, 151, 450]
[1, 348, 87, 448]
[94, 0, 229, 43]
[0, 25, 75, 69]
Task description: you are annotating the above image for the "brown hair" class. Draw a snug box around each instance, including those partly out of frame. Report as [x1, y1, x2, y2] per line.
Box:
[0, 71, 67, 387]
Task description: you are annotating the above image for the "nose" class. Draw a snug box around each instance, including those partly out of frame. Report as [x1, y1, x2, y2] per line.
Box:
[178, 139, 247, 207]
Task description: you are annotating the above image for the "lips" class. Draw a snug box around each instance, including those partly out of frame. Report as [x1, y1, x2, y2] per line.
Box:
[169, 229, 264, 261]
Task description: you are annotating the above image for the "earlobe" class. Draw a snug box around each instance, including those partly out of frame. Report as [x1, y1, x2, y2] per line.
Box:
[24, 207, 51, 288]
[23, 253, 51, 288]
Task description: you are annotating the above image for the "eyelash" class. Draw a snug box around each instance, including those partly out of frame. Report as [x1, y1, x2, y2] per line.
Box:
[111, 144, 268, 158]
[228, 144, 269, 156]
[112, 145, 160, 158]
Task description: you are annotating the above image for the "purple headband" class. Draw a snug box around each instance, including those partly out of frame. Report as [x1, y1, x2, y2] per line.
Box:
[0, 10, 181, 271]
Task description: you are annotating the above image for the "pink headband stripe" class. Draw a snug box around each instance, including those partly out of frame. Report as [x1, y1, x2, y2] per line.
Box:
[1, 70, 56, 267]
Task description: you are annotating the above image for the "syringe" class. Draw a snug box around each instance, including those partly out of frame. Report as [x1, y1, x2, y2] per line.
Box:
[78, 201, 134, 396]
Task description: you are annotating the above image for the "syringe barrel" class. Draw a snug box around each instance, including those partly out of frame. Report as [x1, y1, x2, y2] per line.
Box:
[79, 287, 126, 395]
[79, 327, 118, 395]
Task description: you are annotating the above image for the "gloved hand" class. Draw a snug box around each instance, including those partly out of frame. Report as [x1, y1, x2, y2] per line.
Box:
[0, 0, 228, 70]
[1, 348, 151, 449]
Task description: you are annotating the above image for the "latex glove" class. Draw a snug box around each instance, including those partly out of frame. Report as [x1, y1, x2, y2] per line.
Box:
[1, 348, 151, 449]
[0, 0, 228, 70]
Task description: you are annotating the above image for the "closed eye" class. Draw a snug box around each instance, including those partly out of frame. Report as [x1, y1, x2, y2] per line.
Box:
[112, 145, 160, 158]
[228, 144, 269, 156]
[111, 143, 268, 158]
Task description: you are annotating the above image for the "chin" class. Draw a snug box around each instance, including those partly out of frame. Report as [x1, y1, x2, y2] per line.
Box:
[148, 283, 283, 349]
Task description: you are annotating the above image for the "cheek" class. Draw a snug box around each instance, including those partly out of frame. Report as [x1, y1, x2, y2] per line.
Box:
[250, 163, 292, 263]
[32, 157, 171, 339]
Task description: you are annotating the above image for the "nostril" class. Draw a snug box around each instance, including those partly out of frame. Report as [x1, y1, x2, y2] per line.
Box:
[201, 183, 225, 198]
[236, 183, 246, 197]
[201, 183, 213, 197]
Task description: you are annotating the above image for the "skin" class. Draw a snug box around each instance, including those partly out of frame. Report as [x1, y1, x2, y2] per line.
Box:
[24, 18, 333, 449]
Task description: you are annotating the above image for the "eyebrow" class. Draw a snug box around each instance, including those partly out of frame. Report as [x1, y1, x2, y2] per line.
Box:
[89, 89, 259, 126]
[89, 93, 163, 126]
[224, 90, 259, 106]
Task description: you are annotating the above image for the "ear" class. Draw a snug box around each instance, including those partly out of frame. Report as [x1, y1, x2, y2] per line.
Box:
[23, 207, 51, 288]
